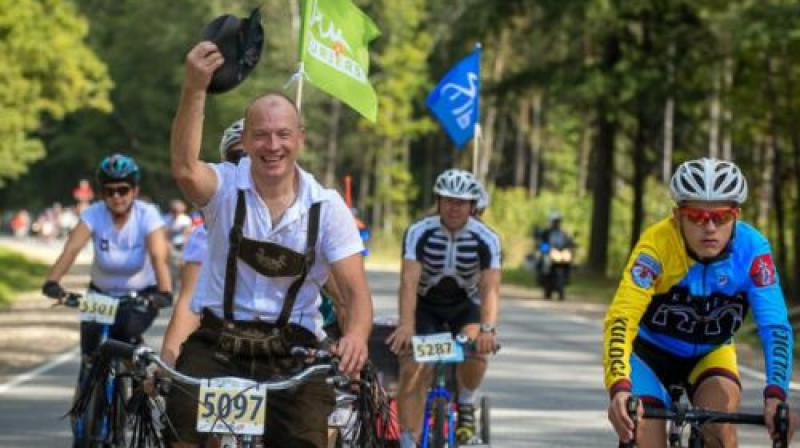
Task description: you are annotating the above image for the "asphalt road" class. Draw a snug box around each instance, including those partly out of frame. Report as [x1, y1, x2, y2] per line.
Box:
[0, 242, 794, 446]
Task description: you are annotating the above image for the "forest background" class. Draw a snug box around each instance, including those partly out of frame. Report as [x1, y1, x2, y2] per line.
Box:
[3, 0, 800, 305]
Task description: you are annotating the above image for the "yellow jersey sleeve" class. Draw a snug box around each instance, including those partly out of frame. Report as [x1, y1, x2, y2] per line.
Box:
[603, 217, 679, 393]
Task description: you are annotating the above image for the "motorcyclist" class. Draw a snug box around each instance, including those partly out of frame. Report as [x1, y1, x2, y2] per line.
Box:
[534, 211, 576, 299]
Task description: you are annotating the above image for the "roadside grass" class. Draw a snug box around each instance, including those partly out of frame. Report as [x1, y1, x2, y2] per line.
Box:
[0, 247, 49, 307]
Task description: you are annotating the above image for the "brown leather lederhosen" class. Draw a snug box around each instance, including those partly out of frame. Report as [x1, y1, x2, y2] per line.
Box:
[199, 189, 321, 360]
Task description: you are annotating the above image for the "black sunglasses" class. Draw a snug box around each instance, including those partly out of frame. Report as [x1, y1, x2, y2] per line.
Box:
[225, 149, 247, 164]
[102, 185, 133, 198]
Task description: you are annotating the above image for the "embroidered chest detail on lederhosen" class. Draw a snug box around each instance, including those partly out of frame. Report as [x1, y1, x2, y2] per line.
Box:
[222, 189, 321, 325]
[238, 238, 306, 276]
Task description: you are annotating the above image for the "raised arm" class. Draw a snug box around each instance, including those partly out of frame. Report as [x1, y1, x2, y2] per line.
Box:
[171, 42, 223, 207]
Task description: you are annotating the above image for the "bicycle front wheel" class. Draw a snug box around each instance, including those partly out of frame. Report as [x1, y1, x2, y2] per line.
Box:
[110, 372, 130, 447]
[480, 396, 491, 444]
[430, 397, 448, 448]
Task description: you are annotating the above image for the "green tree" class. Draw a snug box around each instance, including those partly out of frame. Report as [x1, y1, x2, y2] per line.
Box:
[0, 0, 111, 186]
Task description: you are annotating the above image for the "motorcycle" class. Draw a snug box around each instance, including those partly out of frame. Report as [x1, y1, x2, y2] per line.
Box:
[536, 241, 574, 301]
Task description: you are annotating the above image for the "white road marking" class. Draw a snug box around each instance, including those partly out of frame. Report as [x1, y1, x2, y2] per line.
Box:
[0, 347, 78, 396]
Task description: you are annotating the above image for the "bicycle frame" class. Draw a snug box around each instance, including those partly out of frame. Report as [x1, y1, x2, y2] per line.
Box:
[74, 317, 122, 446]
[63, 291, 148, 447]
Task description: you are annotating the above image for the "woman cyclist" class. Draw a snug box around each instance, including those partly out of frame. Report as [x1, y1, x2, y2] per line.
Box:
[42, 153, 173, 357]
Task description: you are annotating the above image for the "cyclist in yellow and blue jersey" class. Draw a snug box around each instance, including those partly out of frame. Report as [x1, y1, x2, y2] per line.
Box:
[604, 157, 794, 447]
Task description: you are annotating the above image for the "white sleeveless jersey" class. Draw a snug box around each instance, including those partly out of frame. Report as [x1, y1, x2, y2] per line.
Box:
[81, 200, 165, 294]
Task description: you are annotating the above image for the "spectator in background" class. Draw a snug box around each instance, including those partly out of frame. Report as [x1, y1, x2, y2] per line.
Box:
[59, 206, 79, 238]
[10, 209, 30, 238]
[164, 199, 193, 289]
[73, 179, 95, 214]
[165, 199, 192, 252]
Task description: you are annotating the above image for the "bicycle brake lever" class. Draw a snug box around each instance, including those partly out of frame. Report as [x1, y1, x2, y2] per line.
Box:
[618, 395, 639, 448]
[774, 402, 789, 448]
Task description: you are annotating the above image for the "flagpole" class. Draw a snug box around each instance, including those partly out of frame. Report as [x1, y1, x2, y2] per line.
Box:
[296, 62, 305, 116]
[474, 42, 482, 181]
[472, 123, 481, 176]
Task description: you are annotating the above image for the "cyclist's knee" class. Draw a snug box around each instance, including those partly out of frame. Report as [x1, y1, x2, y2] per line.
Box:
[693, 375, 741, 411]
[635, 419, 667, 448]
[702, 423, 737, 448]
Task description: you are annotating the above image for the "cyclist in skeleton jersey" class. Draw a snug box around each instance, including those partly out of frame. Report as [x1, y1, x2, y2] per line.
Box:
[387, 169, 502, 447]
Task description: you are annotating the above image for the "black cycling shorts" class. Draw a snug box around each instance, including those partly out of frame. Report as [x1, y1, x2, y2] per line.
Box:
[415, 296, 480, 335]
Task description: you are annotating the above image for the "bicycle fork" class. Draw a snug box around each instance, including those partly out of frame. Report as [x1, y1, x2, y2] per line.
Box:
[421, 387, 453, 448]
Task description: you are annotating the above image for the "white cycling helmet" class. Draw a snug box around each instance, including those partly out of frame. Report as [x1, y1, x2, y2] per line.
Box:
[669, 157, 748, 205]
[219, 118, 245, 160]
[433, 169, 481, 201]
[548, 211, 563, 223]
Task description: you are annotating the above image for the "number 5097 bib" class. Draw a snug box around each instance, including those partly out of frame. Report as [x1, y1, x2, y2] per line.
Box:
[197, 378, 267, 435]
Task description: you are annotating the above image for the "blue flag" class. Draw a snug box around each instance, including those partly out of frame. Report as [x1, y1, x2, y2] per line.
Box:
[426, 48, 481, 149]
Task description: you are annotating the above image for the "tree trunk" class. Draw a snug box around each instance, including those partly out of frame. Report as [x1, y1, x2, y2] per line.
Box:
[528, 93, 543, 196]
[708, 66, 721, 158]
[588, 111, 617, 275]
[631, 107, 647, 251]
[784, 49, 800, 304]
[381, 138, 393, 235]
[578, 114, 592, 194]
[757, 56, 776, 231]
[662, 43, 675, 182]
[514, 99, 530, 187]
[324, 100, 342, 188]
[487, 112, 508, 188]
[792, 128, 800, 305]
[722, 57, 734, 161]
[587, 33, 620, 276]
[369, 147, 381, 231]
[478, 29, 510, 184]
[757, 139, 772, 231]
[765, 56, 788, 288]
[630, 13, 651, 250]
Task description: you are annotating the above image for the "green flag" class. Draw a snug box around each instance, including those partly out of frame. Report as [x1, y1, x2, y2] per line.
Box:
[299, 0, 380, 122]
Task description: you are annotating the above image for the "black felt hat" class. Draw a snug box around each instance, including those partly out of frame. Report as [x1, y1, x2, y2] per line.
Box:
[201, 8, 264, 94]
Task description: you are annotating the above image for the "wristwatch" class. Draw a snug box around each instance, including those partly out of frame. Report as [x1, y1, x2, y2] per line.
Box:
[480, 323, 496, 334]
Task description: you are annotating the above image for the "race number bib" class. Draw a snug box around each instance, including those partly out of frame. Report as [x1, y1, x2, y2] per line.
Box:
[412, 332, 464, 363]
[79, 291, 119, 324]
[197, 378, 267, 435]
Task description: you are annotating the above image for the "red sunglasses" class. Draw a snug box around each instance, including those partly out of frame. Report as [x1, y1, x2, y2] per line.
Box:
[678, 207, 740, 226]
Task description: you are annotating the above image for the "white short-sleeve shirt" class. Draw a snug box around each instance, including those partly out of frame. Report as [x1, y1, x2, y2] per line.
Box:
[81, 200, 165, 294]
[191, 158, 364, 337]
[182, 226, 208, 264]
